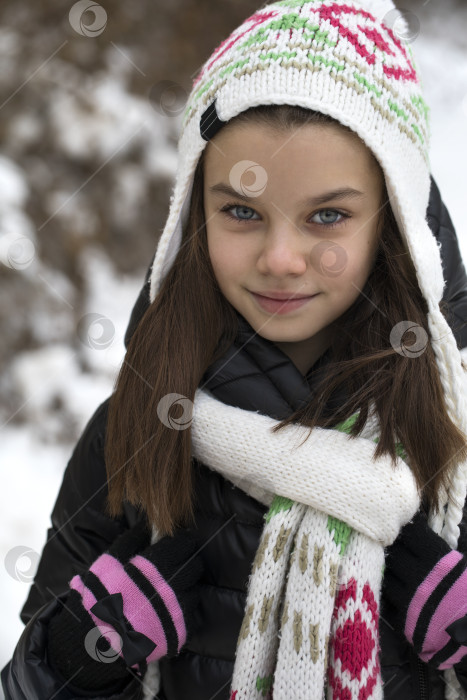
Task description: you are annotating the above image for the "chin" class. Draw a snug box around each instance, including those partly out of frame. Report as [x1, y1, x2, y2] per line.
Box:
[254, 324, 311, 344]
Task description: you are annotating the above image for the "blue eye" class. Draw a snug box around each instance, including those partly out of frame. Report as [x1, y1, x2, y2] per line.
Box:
[312, 210, 343, 226]
[219, 203, 349, 229]
[221, 204, 259, 222]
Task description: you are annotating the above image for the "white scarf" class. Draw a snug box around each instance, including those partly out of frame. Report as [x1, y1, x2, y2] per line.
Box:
[187, 388, 420, 699]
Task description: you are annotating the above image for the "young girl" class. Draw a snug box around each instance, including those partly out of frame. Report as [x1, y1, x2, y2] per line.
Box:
[3, 1, 467, 699]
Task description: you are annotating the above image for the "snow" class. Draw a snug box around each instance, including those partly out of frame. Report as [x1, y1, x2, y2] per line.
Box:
[0, 157, 28, 207]
[48, 72, 172, 163]
[1, 5, 467, 694]
[0, 156, 36, 272]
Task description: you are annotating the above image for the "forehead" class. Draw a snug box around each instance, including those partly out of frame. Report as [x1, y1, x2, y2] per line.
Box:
[203, 120, 380, 184]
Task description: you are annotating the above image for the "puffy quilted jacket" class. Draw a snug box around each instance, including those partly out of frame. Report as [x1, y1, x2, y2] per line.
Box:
[3, 175, 467, 700]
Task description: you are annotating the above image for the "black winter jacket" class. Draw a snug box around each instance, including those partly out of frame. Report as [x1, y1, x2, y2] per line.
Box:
[3, 175, 467, 700]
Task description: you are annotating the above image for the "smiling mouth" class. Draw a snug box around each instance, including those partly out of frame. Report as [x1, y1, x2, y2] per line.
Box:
[251, 291, 317, 301]
[249, 291, 319, 315]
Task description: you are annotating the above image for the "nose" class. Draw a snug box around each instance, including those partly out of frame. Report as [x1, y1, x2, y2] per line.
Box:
[256, 224, 307, 277]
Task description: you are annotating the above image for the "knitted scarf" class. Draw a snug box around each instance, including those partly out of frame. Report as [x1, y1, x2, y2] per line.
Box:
[191, 390, 417, 700]
[187, 317, 420, 700]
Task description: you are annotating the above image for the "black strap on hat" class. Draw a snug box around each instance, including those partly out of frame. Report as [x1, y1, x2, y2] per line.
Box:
[200, 100, 227, 141]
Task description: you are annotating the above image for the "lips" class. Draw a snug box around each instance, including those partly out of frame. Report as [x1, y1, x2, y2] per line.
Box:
[252, 291, 314, 301]
[250, 291, 318, 315]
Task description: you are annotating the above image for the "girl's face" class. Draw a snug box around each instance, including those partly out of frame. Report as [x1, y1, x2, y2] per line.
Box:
[203, 120, 384, 375]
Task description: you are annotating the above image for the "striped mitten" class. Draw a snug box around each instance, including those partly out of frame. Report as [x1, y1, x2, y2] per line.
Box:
[48, 519, 204, 693]
[383, 509, 467, 670]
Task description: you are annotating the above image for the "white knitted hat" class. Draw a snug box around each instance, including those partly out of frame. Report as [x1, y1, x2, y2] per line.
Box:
[148, 0, 467, 542]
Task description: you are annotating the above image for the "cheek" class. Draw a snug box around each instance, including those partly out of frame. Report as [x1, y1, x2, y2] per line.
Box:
[326, 246, 376, 301]
[344, 235, 379, 282]
[207, 240, 227, 283]
[206, 228, 226, 275]
[207, 229, 251, 281]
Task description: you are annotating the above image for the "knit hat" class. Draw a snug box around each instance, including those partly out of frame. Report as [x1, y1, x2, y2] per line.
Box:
[144, 0, 467, 696]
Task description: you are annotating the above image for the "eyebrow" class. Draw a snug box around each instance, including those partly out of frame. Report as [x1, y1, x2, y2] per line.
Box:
[208, 183, 365, 206]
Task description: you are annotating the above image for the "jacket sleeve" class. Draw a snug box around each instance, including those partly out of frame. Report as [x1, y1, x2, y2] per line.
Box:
[1, 398, 142, 700]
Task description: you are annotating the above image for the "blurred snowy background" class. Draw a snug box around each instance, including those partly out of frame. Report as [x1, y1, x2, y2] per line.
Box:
[1, 0, 466, 691]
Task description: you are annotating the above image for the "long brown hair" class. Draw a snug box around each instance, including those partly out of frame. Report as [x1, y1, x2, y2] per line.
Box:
[105, 105, 467, 535]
